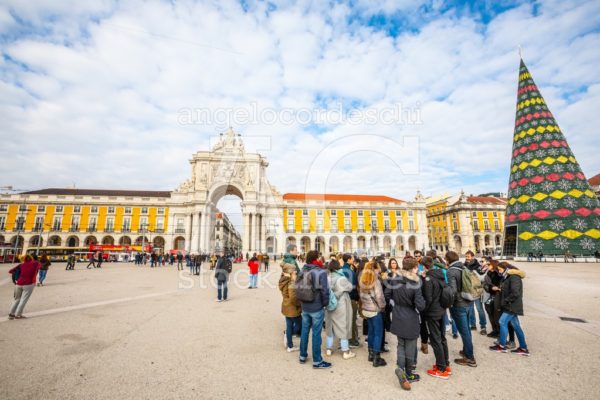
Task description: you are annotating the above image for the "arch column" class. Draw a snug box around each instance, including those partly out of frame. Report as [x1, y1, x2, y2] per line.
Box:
[185, 214, 192, 252]
[191, 213, 199, 253]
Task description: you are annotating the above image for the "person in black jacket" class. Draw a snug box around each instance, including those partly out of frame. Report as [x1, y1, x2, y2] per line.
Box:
[483, 260, 515, 346]
[421, 256, 451, 380]
[214, 252, 232, 302]
[489, 262, 529, 356]
[384, 257, 426, 391]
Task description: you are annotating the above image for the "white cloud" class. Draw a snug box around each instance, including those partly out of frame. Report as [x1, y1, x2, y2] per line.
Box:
[0, 0, 598, 204]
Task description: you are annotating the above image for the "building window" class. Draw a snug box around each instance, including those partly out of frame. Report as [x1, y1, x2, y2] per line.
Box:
[483, 211, 488, 217]
[452, 213, 457, 219]
[473, 221, 479, 231]
[88, 217, 97, 231]
[409, 220, 415, 231]
[303, 220, 309, 232]
[345, 220, 351, 231]
[331, 218, 337, 229]
[0, 216, 5, 230]
[56, 205, 63, 213]
[71, 216, 80, 231]
[125, 207, 132, 214]
[91, 206, 98, 213]
[0, 204, 7, 212]
[494, 220, 499, 230]
[302, 209, 308, 216]
[73, 206, 81, 213]
[397, 219, 403, 231]
[141, 207, 148, 214]
[472, 211, 477, 218]
[453, 221, 458, 231]
[317, 219, 323, 232]
[358, 210, 364, 217]
[358, 221, 364, 231]
[317, 210, 323, 216]
[484, 220, 490, 230]
[383, 210, 389, 217]
[287, 220, 294, 232]
[384, 220, 390, 231]
[122, 217, 131, 232]
[52, 216, 62, 231]
[106, 217, 114, 231]
[408, 210, 414, 217]
[331, 210, 337, 216]
[176, 218, 184, 232]
[15, 216, 25, 231]
[344, 210, 350, 216]
[156, 217, 164, 231]
[371, 218, 377, 230]
[108, 206, 115, 214]
[37, 205, 45, 212]
[493, 211, 498, 217]
[34, 216, 43, 231]
[19, 204, 27, 212]
[158, 208, 164, 215]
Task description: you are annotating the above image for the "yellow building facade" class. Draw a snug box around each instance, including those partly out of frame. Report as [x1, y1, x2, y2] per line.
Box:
[426, 192, 507, 255]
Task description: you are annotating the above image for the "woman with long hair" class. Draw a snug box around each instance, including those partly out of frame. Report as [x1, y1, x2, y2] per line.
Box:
[359, 260, 387, 367]
[325, 260, 356, 360]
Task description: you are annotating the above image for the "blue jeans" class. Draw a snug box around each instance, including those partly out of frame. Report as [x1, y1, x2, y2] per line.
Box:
[300, 309, 325, 365]
[249, 274, 258, 288]
[217, 280, 228, 300]
[38, 269, 48, 284]
[469, 298, 487, 329]
[367, 313, 384, 353]
[450, 306, 474, 359]
[285, 316, 302, 348]
[499, 312, 528, 349]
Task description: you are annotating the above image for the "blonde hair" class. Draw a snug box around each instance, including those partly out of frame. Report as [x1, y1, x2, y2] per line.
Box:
[22, 254, 33, 262]
[359, 260, 378, 291]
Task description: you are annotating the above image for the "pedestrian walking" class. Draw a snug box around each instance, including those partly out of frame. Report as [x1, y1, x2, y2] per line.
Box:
[279, 259, 301, 352]
[325, 259, 356, 360]
[37, 254, 51, 286]
[8, 255, 40, 319]
[215, 252, 232, 302]
[248, 254, 259, 288]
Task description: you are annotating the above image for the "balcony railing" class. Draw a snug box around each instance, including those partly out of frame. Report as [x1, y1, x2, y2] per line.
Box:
[155, 228, 164, 233]
[87, 227, 96, 232]
[344, 228, 352, 233]
[330, 228, 338, 233]
[175, 228, 185, 234]
[357, 229, 365, 233]
[122, 228, 131, 233]
[302, 229, 310, 233]
[70, 226, 79, 232]
[286, 229, 295, 234]
[105, 228, 114, 233]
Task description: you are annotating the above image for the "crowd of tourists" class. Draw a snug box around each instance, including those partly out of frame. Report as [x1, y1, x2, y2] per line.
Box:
[276, 244, 529, 390]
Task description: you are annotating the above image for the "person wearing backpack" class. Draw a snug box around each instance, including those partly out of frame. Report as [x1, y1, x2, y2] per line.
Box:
[384, 257, 426, 390]
[8, 254, 41, 319]
[214, 252, 232, 302]
[360, 260, 387, 368]
[325, 260, 356, 360]
[489, 262, 529, 356]
[421, 256, 452, 380]
[37, 254, 51, 286]
[465, 250, 487, 335]
[279, 260, 301, 352]
[446, 251, 477, 367]
[297, 250, 331, 369]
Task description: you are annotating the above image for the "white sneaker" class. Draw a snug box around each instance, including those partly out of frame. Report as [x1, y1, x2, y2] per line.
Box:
[326, 348, 333, 356]
[286, 346, 299, 352]
[343, 351, 356, 360]
[215, 299, 222, 302]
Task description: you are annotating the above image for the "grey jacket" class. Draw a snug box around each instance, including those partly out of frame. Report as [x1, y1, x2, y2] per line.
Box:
[447, 261, 473, 308]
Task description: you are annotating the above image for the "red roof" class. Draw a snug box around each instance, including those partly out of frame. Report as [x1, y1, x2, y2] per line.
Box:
[588, 173, 600, 186]
[283, 193, 404, 203]
[22, 188, 171, 198]
[467, 196, 507, 205]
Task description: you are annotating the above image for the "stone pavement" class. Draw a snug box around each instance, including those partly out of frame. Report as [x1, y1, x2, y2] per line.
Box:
[1, 261, 599, 399]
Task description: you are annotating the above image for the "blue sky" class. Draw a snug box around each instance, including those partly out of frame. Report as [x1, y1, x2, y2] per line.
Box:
[1, 0, 599, 208]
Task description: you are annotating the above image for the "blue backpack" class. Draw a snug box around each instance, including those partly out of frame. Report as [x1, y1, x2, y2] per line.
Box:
[327, 288, 338, 311]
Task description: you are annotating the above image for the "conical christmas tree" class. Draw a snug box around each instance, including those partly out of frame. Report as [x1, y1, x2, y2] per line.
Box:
[502, 58, 600, 257]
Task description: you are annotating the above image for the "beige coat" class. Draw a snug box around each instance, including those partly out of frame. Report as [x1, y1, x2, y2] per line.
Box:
[325, 271, 353, 340]
[279, 262, 301, 317]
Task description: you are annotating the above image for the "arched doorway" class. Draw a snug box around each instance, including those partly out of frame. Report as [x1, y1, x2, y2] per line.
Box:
[173, 236, 185, 250]
[66, 236, 79, 247]
[102, 236, 114, 245]
[454, 236, 462, 255]
[329, 236, 339, 253]
[134, 236, 149, 246]
[210, 184, 245, 254]
[395, 236, 404, 255]
[408, 236, 416, 252]
[343, 236, 353, 252]
[315, 236, 325, 253]
[357, 236, 366, 251]
[29, 235, 43, 247]
[369, 236, 379, 254]
[10, 235, 24, 250]
[300, 236, 311, 253]
[383, 236, 392, 253]
[119, 236, 132, 246]
[474, 235, 481, 253]
[48, 235, 61, 246]
[84, 236, 97, 246]
[153, 236, 165, 252]
[286, 236, 297, 248]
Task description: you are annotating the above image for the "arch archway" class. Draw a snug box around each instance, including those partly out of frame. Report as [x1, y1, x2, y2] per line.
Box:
[357, 236, 366, 251]
[102, 236, 114, 245]
[10, 235, 24, 249]
[395, 236, 404, 255]
[119, 236, 132, 246]
[454, 236, 462, 255]
[343, 236, 353, 252]
[383, 236, 392, 253]
[329, 236, 339, 253]
[300, 236, 311, 253]
[495, 234, 502, 246]
[29, 235, 43, 247]
[84, 236, 97, 246]
[48, 235, 61, 246]
[66, 236, 79, 247]
[286, 236, 297, 247]
[266, 236, 276, 253]
[134, 236, 149, 246]
[408, 235, 416, 252]
[370, 236, 379, 254]
[153, 236, 165, 250]
[315, 236, 325, 253]
[173, 236, 185, 250]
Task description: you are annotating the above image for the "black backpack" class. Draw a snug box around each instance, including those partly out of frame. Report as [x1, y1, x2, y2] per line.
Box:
[11, 264, 21, 284]
[223, 258, 232, 273]
[295, 269, 316, 302]
[437, 278, 456, 309]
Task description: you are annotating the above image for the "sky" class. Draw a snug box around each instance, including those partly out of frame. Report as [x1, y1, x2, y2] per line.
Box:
[1, 0, 599, 229]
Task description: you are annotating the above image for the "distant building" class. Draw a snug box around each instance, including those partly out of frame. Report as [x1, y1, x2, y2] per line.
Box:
[589, 173, 600, 200]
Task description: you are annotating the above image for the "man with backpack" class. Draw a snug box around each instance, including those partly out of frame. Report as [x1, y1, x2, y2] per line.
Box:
[421, 256, 452, 379]
[464, 250, 487, 335]
[296, 250, 331, 369]
[215, 252, 232, 302]
[446, 251, 478, 367]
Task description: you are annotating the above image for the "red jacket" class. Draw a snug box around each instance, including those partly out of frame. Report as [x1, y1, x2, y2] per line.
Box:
[9, 260, 41, 286]
[248, 259, 259, 274]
